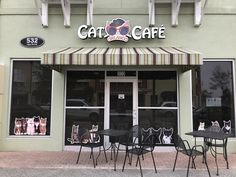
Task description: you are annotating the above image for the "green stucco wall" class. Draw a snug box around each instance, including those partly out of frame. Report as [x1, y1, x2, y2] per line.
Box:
[0, 0, 236, 152]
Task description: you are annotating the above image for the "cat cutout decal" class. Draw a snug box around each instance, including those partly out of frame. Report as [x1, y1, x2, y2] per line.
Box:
[152, 128, 162, 144]
[222, 120, 231, 134]
[89, 125, 100, 143]
[198, 122, 205, 131]
[14, 118, 22, 135]
[67, 124, 80, 144]
[162, 128, 173, 144]
[26, 117, 35, 135]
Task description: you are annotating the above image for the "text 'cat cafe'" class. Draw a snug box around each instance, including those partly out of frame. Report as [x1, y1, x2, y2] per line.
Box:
[78, 18, 166, 42]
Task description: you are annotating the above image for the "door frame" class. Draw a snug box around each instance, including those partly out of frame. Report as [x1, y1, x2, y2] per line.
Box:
[104, 77, 138, 131]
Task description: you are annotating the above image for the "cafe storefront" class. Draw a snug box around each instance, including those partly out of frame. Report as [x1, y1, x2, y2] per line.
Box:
[0, 0, 236, 152]
[42, 47, 202, 148]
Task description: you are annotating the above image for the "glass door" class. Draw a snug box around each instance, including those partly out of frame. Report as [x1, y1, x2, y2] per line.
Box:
[105, 79, 138, 131]
[110, 82, 133, 130]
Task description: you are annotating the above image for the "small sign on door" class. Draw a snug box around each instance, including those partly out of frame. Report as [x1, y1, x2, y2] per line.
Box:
[118, 94, 125, 99]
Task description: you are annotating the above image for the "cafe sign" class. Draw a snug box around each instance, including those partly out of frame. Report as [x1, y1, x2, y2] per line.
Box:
[78, 18, 165, 42]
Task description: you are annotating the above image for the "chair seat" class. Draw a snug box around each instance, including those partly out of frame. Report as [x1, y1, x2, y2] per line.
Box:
[127, 147, 150, 156]
[180, 149, 203, 156]
[81, 142, 103, 148]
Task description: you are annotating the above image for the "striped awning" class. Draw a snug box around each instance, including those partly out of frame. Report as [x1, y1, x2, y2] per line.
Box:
[41, 47, 202, 69]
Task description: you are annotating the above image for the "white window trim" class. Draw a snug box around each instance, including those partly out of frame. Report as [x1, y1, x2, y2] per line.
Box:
[7, 59, 53, 138]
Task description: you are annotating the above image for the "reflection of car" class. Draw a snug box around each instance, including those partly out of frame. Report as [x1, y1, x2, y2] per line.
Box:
[40, 102, 51, 111]
[159, 101, 177, 117]
[66, 99, 99, 121]
[67, 99, 90, 107]
[193, 107, 208, 119]
[11, 104, 49, 118]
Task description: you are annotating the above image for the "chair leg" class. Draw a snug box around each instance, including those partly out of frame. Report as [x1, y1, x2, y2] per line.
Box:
[173, 151, 179, 171]
[76, 145, 83, 164]
[122, 152, 128, 172]
[203, 154, 211, 177]
[186, 156, 191, 177]
[191, 156, 196, 169]
[96, 146, 102, 165]
[223, 141, 229, 169]
[128, 152, 132, 165]
[136, 155, 139, 167]
[137, 156, 143, 177]
[103, 146, 108, 163]
[151, 151, 157, 173]
[142, 153, 144, 160]
[130, 152, 133, 165]
[91, 148, 96, 168]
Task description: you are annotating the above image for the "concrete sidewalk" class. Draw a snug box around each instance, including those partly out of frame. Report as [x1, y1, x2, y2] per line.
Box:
[0, 151, 235, 177]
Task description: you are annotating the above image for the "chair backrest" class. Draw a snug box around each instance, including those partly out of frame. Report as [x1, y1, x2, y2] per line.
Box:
[79, 127, 101, 144]
[140, 133, 156, 151]
[173, 134, 188, 153]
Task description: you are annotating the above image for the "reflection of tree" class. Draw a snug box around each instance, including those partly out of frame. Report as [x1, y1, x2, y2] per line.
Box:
[209, 65, 231, 106]
[209, 66, 231, 91]
[32, 64, 52, 105]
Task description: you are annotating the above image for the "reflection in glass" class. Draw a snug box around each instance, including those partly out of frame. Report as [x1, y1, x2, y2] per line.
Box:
[65, 109, 104, 145]
[10, 61, 52, 135]
[138, 71, 178, 145]
[139, 109, 177, 145]
[138, 71, 177, 107]
[66, 71, 105, 106]
[65, 71, 105, 145]
[110, 82, 133, 131]
[192, 61, 235, 136]
[139, 109, 177, 130]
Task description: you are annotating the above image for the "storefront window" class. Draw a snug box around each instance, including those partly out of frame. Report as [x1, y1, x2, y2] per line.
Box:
[65, 71, 105, 145]
[192, 61, 235, 136]
[9, 61, 52, 136]
[138, 71, 177, 145]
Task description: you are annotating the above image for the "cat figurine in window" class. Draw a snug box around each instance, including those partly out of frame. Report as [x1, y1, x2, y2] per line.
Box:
[141, 128, 152, 141]
[34, 116, 40, 134]
[21, 118, 27, 135]
[222, 120, 231, 134]
[14, 118, 22, 135]
[39, 118, 47, 135]
[198, 122, 205, 131]
[211, 120, 220, 127]
[89, 125, 100, 143]
[162, 128, 173, 144]
[26, 117, 35, 135]
[67, 124, 79, 144]
[209, 120, 221, 132]
[152, 127, 162, 144]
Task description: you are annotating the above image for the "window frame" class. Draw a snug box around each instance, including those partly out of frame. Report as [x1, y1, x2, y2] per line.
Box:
[8, 58, 53, 137]
[192, 58, 236, 137]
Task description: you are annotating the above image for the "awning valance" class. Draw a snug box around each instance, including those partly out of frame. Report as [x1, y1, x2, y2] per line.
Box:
[41, 47, 202, 70]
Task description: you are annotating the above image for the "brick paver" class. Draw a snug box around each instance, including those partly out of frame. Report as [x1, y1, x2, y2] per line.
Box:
[0, 151, 235, 170]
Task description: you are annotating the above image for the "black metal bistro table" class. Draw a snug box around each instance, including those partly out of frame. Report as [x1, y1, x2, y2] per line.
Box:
[97, 129, 129, 171]
[186, 130, 231, 176]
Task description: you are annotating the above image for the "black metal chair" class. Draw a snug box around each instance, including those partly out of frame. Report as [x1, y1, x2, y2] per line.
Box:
[122, 131, 157, 177]
[76, 127, 108, 168]
[173, 134, 211, 177]
[117, 125, 142, 164]
[204, 126, 229, 169]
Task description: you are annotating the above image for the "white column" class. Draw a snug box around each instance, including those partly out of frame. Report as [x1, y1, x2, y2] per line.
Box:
[178, 70, 193, 138]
